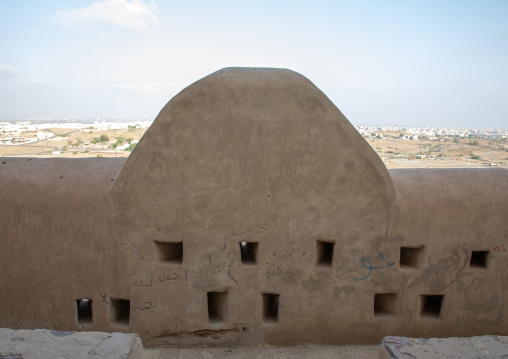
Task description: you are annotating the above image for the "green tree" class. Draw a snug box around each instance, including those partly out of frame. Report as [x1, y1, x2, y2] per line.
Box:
[125, 143, 136, 152]
[92, 135, 110, 144]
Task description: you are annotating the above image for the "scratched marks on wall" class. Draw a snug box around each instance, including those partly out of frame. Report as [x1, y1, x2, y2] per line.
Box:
[266, 246, 304, 282]
[134, 272, 153, 287]
[159, 272, 180, 283]
[134, 302, 156, 312]
[493, 244, 506, 253]
[113, 268, 156, 287]
[101, 241, 139, 256]
[225, 226, 269, 241]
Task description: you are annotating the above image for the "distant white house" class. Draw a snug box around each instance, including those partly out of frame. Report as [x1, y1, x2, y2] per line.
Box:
[36, 132, 54, 140]
[116, 143, 130, 151]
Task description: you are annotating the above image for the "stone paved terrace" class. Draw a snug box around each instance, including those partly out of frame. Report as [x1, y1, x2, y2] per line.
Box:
[143, 346, 379, 359]
[3, 329, 507, 358]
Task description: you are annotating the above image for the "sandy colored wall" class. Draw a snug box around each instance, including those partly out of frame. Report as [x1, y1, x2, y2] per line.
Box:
[0, 68, 507, 346]
[0, 158, 123, 331]
[389, 169, 508, 339]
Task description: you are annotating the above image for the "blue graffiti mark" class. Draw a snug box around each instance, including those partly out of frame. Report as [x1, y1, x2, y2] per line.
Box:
[354, 252, 395, 281]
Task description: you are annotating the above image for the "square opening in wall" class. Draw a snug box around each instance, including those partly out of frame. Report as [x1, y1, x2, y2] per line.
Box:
[76, 299, 92, 325]
[262, 293, 279, 323]
[470, 251, 489, 269]
[207, 291, 228, 324]
[154, 241, 183, 264]
[316, 240, 334, 267]
[240, 242, 258, 265]
[400, 246, 424, 269]
[110, 298, 130, 326]
[420, 295, 443, 319]
[374, 293, 397, 317]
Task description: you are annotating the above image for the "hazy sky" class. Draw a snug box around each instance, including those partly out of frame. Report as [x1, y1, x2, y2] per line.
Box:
[1, 1, 507, 128]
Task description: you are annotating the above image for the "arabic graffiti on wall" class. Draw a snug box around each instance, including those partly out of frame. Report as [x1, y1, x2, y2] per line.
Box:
[354, 252, 395, 281]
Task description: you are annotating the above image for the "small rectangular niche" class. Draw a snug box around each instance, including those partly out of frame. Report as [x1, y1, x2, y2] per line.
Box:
[400, 246, 424, 269]
[262, 293, 280, 323]
[110, 298, 130, 326]
[76, 299, 93, 325]
[207, 291, 228, 324]
[154, 241, 183, 264]
[420, 294, 444, 319]
[316, 240, 334, 267]
[374, 293, 398, 317]
[470, 250, 489, 269]
[240, 242, 258, 265]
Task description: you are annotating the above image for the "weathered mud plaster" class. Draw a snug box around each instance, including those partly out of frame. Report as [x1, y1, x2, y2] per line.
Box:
[0, 68, 507, 347]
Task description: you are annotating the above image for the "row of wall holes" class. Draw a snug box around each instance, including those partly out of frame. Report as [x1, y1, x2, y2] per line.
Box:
[78, 293, 442, 325]
[401, 246, 489, 269]
[153, 240, 333, 266]
[76, 298, 130, 326]
[77, 294, 279, 326]
[208, 292, 279, 324]
[154, 241, 489, 270]
[375, 294, 444, 319]
[73, 246, 485, 327]
[208, 291, 444, 323]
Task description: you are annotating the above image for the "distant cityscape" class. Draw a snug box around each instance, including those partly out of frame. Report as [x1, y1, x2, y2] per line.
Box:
[0, 119, 153, 146]
[355, 125, 508, 141]
[1, 119, 507, 168]
[354, 125, 508, 168]
[0, 119, 507, 145]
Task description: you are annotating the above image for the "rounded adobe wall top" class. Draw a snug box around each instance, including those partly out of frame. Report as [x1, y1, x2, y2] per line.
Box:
[112, 67, 396, 242]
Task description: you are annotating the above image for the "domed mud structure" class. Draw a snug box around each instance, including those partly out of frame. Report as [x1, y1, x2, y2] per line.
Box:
[1, 68, 507, 347]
